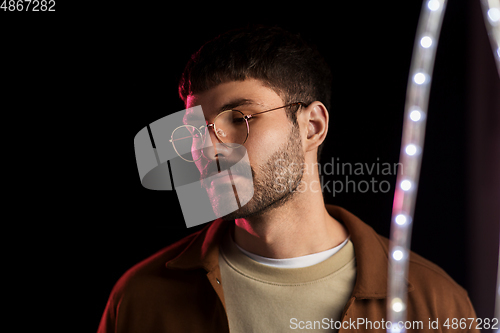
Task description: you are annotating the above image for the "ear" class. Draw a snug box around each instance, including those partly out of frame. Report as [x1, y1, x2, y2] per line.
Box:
[299, 101, 329, 153]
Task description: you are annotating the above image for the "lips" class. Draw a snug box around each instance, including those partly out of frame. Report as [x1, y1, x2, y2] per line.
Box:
[208, 171, 244, 183]
[201, 161, 247, 181]
[201, 168, 249, 189]
[200, 158, 252, 188]
[209, 173, 234, 186]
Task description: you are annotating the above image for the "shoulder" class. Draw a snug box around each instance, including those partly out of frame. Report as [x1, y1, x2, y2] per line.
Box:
[98, 230, 203, 332]
[102, 227, 210, 320]
[98, 224, 225, 333]
[376, 234, 475, 318]
[377, 234, 466, 294]
[407, 247, 466, 293]
[106, 218, 229, 306]
[110, 230, 201, 298]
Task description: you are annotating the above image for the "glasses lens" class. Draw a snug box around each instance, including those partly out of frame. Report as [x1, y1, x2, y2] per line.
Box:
[214, 110, 248, 148]
[171, 125, 203, 162]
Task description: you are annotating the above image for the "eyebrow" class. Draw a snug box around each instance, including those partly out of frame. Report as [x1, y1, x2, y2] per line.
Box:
[183, 98, 263, 125]
[218, 98, 263, 113]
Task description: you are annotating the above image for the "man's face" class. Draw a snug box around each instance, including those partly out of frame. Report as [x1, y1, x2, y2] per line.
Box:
[185, 79, 305, 220]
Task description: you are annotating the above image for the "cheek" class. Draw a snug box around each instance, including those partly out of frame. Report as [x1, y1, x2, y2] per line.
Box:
[244, 124, 291, 166]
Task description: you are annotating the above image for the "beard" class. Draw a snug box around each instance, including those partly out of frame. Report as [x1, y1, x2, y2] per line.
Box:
[220, 124, 305, 221]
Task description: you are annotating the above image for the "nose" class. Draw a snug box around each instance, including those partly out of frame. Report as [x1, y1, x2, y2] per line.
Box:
[202, 124, 233, 160]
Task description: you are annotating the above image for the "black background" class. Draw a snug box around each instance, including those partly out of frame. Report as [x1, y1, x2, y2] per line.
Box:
[1, 0, 497, 331]
[92, 0, 474, 330]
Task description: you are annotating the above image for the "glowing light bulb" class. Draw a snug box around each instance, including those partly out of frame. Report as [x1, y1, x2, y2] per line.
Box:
[427, 0, 440, 11]
[405, 144, 418, 155]
[392, 298, 404, 312]
[420, 36, 433, 48]
[393, 250, 404, 261]
[410, 109, 422, 121]
[488, 8, 500, 23]
[400, 180, 412, 191]
[413, 72, 427, 84]
[395, 214, 407, 225]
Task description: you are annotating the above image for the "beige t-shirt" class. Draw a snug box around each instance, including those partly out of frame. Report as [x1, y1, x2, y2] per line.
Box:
[218, 231, 357, 332]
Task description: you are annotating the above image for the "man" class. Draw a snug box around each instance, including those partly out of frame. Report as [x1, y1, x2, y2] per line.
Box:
[99, 26, 478, 332]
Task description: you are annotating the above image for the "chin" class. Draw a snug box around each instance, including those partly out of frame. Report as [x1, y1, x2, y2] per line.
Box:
[220, 188, 299, 221]
[219, 204, 258, 221]
[205, 178, 255, 219]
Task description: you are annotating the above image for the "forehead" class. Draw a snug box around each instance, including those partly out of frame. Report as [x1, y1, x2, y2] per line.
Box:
[185, 79, 284, 118]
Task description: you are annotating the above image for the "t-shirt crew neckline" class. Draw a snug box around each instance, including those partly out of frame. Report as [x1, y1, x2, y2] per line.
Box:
[220, 230, 355, 284]
[234, 236, 349, 269]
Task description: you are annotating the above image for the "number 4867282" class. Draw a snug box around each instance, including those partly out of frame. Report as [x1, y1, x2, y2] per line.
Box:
[1, 0, 56, 11]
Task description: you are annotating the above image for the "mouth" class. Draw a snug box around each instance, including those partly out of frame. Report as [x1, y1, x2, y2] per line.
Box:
[208, 172, 245, 187]
[201, 159, 252, 188]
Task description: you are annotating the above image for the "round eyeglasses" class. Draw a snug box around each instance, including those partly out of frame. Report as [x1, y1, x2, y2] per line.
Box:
[169, 102, 306, 162]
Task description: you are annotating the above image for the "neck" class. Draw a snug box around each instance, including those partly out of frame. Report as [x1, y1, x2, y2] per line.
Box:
[233, 173, 348, 259]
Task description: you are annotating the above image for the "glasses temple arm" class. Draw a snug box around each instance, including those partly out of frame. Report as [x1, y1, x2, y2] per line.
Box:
[245, 102, 307, 119]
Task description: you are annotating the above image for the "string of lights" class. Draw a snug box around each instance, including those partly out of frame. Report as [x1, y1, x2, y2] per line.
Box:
[480, 0, 500, 75]
[386, 0, 447, 331]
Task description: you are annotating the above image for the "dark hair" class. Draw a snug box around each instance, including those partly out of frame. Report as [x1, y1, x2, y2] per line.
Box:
[179, 25, 332, 161]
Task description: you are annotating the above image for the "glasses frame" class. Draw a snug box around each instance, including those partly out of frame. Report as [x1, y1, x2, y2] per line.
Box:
[170, 102, 307, 162]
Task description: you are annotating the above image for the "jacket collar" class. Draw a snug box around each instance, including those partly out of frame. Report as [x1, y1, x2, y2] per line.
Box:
[166, 204, 414, 299]
[166, 218, 231, 272]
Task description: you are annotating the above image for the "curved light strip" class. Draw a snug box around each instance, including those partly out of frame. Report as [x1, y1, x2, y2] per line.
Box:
[386, 0, 447, 331]
[480, 0, 500, 75]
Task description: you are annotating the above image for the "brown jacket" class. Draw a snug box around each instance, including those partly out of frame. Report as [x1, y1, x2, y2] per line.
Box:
[98, 205, 478, 332]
